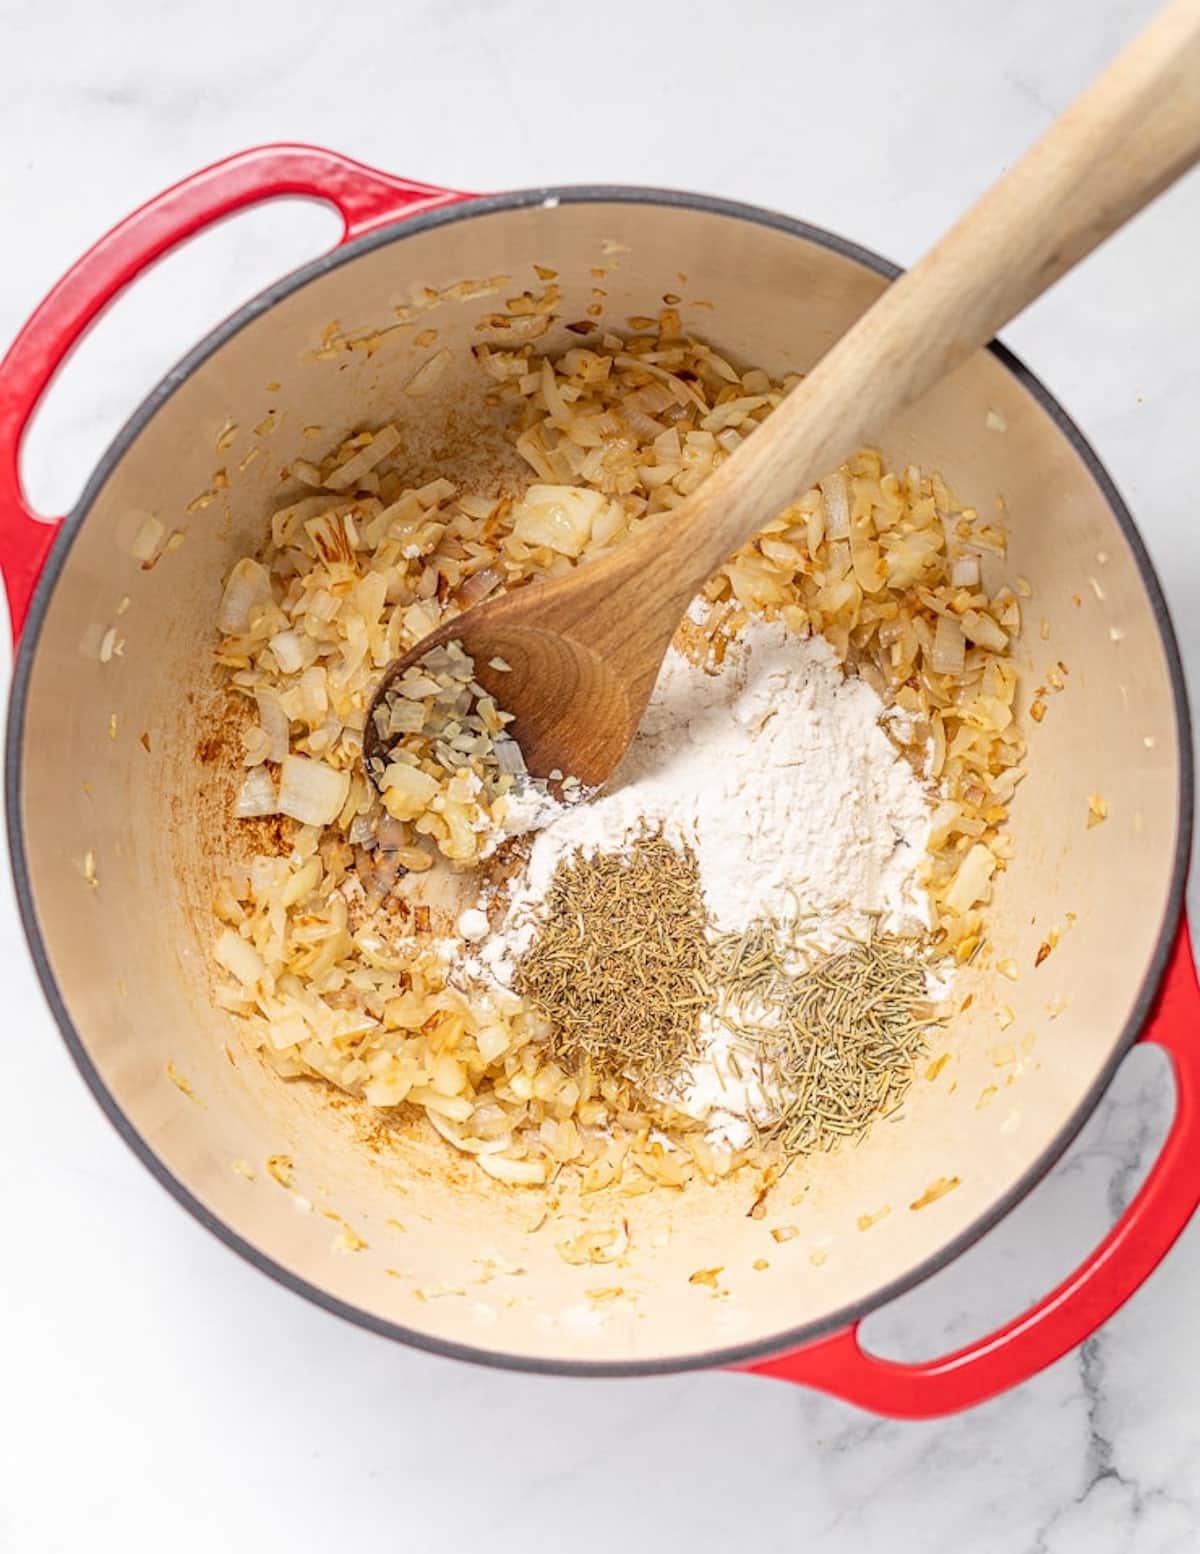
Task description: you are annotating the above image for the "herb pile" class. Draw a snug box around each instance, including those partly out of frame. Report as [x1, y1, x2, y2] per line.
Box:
[513, 832, 711, 1091]
[711, 925, 934, 1156]
[515, 832, 936, 1159]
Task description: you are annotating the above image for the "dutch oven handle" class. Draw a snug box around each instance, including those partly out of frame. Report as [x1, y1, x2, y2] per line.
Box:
[0, 143, 470, 643]
[740, 915, 1200, 1417]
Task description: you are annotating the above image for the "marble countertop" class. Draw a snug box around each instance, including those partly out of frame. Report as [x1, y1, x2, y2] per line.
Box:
[2, 0, 1198, 1548]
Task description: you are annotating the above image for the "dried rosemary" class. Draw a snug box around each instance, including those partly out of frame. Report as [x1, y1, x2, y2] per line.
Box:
[514, 832, 712, 1089]
[710, 926, 935, 1157]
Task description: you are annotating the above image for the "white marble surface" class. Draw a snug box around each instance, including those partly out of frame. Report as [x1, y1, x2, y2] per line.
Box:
[2, 0, 1199, 1549]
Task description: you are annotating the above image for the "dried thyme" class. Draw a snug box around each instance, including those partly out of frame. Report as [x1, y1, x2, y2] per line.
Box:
[514, 832, 711, 1089]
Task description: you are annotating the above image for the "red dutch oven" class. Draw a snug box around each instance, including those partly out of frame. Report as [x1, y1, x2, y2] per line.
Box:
[2, 146, 1195, 1416]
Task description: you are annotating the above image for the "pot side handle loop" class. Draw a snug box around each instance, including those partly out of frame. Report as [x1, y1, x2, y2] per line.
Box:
[0, 143, 470, 643]
[740, 915, 1200, 1419]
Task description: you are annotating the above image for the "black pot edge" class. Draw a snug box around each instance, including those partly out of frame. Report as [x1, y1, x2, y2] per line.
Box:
[5, 182, 1194, 1383]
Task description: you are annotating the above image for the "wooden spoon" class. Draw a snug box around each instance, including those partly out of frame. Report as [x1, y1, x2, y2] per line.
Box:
[365, 0, 1200, 790]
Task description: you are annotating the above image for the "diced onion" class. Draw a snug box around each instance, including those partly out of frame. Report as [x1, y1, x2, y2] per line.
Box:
[363, 1068, 415, 1106]
[233, 765, 279, 818]
[403, 349, 453, 398]
[347, 814, 376, 846]
[129, 513, 166, 562]
[241, 725, 272, 766]
[494, 737, 527, 776]
[950, 555, 981, 588]
[945, 843, 997, 915]
[511, 484, 614, 558]
[850, 512, 886, 593]
[214, 927, 266, 988]
[267, 1012, 308, 1052]
[926, 799, 962, 849]
[277, 754, 350, 825]
[324, 424, 402, 490]
[269, 629, 305, 674]
[281, 857, 322, 907]
[820, 471, 851, 539]
[931, 613, 966, 675]
[475, 1025, 510, 1063]
[217, 558, 272, 634]
[454, 566, 503, 608]
[255, 689, 289, 764]
[386, 700, 426, 736]
[271, 495, 341, 549]
[960, 609, 1009, 652]
[700, 393, 772, 432]
[407, 1087, 473, 1122]
[415, 477, 457, 508]
[476, 1153, 548, 1186]
[289, 459, 324, 488]
[296, 665, 329, 725]
[540, 358, 573, 427]
[425, 1109, 513, 1156]
[379, 762, 438, 821]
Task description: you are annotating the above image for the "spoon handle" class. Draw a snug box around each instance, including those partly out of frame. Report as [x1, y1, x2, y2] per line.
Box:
[664, 0, 1200, 593]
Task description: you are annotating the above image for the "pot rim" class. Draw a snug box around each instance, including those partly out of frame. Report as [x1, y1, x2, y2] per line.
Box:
[6, 183, 1193, 1378]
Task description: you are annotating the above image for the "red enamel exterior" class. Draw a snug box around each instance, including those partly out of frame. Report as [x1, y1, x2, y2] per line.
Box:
[0, 144, 1195, 1417]
[0, 143, 470, 640]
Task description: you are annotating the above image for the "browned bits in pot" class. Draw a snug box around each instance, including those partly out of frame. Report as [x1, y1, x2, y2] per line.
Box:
[194, 689, 251, 767]
[238, 813, 294, 858]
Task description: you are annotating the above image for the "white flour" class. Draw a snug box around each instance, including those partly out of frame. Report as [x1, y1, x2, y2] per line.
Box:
[469, 616, 936, 1144]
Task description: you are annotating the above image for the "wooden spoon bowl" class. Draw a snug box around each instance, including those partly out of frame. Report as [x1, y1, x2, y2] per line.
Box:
[362, 534, 673, 787]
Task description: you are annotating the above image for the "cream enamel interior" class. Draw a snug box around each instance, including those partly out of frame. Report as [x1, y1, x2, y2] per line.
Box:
[13, 196, 1184, 1367]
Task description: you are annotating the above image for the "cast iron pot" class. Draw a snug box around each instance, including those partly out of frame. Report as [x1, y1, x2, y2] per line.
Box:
[2, 146, 1195, 1417]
